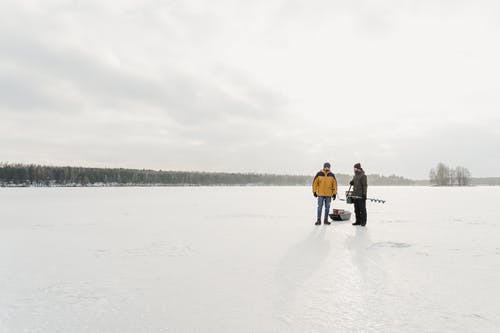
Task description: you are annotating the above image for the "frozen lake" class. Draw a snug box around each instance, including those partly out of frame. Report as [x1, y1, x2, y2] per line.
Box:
[1, 186, 499, 332]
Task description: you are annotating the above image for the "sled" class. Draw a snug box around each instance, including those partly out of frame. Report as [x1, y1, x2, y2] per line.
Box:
[329, 208, 352, 221]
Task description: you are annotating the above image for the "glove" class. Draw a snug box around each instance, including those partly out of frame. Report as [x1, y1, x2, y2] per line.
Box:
[313, 192, 318, 197]
[332, 195, 336, 200]
[349, 180, 354, 186]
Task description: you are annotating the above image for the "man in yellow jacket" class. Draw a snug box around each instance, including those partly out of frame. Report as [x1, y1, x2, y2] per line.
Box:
[312, 162, 338, 225]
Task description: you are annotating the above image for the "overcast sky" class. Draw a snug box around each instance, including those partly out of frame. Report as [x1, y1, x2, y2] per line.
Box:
[1, 0, 499, 179]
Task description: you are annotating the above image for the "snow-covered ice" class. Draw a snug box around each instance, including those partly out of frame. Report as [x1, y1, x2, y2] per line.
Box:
[1, 186, 499, 332]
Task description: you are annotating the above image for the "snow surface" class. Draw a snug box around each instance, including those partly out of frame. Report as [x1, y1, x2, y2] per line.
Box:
[1, 186, 499, 332]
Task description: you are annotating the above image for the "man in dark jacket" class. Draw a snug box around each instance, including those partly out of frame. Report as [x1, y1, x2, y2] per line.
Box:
[350, 163, 368, 226]
[312, 162, 337, 225]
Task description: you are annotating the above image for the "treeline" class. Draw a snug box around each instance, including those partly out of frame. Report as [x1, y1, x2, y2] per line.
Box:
[0, 163, 415, 187]
[0, 163, 310, 186]
[334, 173, 414, 185]
[429, 162, 471, 186]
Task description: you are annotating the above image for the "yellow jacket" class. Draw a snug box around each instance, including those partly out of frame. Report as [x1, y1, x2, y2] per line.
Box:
[313, 169, 337, 197]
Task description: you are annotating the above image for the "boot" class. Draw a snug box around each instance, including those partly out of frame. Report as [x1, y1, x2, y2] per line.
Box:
[324, 217, 331, 225]
[315, 219, 321, 225]
[352, 222, 361, 225]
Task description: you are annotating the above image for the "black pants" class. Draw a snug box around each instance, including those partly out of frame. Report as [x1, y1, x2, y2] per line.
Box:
[354, 198, 367, 225]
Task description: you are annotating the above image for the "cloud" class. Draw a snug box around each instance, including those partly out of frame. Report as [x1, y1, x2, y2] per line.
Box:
[1, 0, 500, 177]
[0, 26, 288, 122]
[0, 2, 292, 172]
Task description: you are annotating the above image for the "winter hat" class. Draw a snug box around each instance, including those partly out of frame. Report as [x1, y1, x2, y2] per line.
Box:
[354, 163, 362, 169]
[323, 162, 331, 169]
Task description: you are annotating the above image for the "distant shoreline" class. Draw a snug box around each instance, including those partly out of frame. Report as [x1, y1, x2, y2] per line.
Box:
[1, 183, 431, 188]
[1, 163, 416, 186]
[2, 163, 499, 187]
[2, 182, 499, 188]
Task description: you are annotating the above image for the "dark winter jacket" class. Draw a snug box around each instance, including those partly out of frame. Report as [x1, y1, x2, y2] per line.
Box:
[313, 169, 337, 197]
[351, 170, 368, 197]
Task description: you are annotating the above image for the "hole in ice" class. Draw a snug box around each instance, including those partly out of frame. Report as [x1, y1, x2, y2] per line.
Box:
[369, 241, 411, 249]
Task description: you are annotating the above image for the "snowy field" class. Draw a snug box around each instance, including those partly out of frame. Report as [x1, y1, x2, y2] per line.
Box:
[1, 186, 499, 333]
